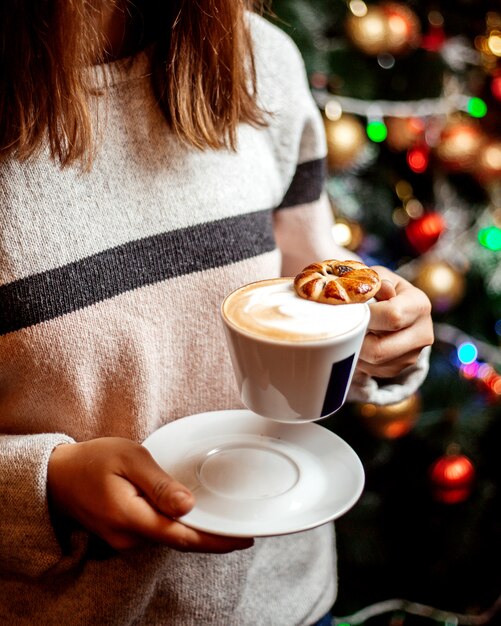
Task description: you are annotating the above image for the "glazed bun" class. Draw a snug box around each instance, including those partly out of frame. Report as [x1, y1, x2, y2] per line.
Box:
[294, 259, 381, 304]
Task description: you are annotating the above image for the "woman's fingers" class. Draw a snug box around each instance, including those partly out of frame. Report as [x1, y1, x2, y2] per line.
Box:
[115, 448, 254, 552]
[374, 278, 397, 302]
[120, 445, 196, 518]
[360, 314, 433, 376]
[358, 346, 424, 378]
[370, 273, 432, 331]
[357, 266, 433, 378]
[48, 438, 255, 555]
[110, 487, 254, 553]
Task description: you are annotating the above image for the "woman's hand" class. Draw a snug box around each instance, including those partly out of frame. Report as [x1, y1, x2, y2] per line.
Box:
[47, 437, 254, 553]
[357, 265, 433, 379]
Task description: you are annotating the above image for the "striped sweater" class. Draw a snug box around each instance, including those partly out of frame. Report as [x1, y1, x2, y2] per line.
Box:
[0, 15, 428, 626]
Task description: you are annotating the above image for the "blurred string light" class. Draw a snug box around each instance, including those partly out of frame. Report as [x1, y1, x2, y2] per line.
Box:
[365, 105, 387, 142]
[392, 181, 425, 227]
[407, 144, 429, 173]
[366, 119, 387, 142]
[478, 226, 501, 251]
[348, 0, 367, 18]
[461, 361, 501, 397]
[466, 96, 488, 118]
[434, 323, 501, 398]
[457, 342, 478, 365]
[319, 94, 488, 150]
[311, 2, 489, 137]
[475, 13, 501, 59]
[314, 93, 488, 155]
[314, 92, 486, 121]
[377, 52, 396, 69]
[487, 32, 501, 56]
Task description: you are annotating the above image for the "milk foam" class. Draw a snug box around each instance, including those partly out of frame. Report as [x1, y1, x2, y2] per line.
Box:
[223, 278, 368, 341]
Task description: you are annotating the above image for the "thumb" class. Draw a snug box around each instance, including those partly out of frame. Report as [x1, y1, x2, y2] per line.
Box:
[127, 447, 195, 518]
[374, 279, 396, 302]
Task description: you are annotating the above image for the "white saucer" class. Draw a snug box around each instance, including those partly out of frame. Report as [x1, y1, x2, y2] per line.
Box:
[142, 409, 364, 537]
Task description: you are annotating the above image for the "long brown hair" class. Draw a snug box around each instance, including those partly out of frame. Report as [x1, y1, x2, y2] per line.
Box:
[0, 0, 267, 168]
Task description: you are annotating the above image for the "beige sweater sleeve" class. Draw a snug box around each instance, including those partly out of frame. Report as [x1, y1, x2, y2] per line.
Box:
[0, 433, 88, 577]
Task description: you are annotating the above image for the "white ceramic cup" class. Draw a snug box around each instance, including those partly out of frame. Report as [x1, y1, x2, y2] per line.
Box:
[221, 277, 371, 423]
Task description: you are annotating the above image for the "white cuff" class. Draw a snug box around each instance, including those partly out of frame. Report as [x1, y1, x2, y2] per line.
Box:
[347, 345, 431, 405]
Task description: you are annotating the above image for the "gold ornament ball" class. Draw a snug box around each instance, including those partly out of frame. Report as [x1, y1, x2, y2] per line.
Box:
[324, 114, 366, 170]
[414, 260, 465, 312]
[332, 217, 365, 251]
[345, 3, 420, 56]
[356, 392, 421, 439]
[386, 116, 425, 151]
[345, 5, 389, 56]
[436, 120, 484, 171]
[475, 139, 501, 182]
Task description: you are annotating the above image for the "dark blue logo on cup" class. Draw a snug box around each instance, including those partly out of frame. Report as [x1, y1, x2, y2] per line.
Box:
[320, 354, 356, 417]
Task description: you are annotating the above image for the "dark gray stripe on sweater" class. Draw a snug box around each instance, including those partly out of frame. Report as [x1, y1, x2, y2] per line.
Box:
[276, 158, 326, 209]
[0, 210, 275, 335]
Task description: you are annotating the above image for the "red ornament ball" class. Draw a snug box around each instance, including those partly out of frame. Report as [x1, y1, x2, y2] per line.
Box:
[405, 212, 446, 253]
[382, 2, 421, 55]
[429, 453, 475, 504]
[491, 72, 501, 102]
[421, 25, 446, 52]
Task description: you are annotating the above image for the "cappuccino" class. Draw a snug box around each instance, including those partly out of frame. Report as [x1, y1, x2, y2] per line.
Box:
[221, 277, 371, 422]
[222, 278, 368, 343]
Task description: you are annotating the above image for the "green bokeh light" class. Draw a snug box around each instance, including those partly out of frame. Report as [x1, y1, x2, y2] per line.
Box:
[467, 97, 487, 118]
[478, 226, 501, 250]
[366, 120, 387, 142]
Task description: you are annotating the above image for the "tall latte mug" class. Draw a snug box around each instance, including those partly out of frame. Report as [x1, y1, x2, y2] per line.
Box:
[221, 278, 371, 423]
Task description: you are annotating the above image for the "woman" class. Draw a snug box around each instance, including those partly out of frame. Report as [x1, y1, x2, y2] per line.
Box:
[0, 1, 433, 624]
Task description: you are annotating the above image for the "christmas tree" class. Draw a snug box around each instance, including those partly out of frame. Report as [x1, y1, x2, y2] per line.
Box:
[268, 1, 501, 624]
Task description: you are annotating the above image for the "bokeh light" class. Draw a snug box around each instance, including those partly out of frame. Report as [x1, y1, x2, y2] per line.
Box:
[478, 226, 501, 250]
[366, 120, 387, 142]
[467, 97, 487, 118]
[457, 342, 478, 365]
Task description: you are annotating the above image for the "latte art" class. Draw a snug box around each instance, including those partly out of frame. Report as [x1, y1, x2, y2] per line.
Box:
[222, 278, 368, 342]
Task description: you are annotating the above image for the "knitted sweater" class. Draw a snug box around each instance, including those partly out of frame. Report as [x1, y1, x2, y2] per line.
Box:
[0, 15, 429, 626]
